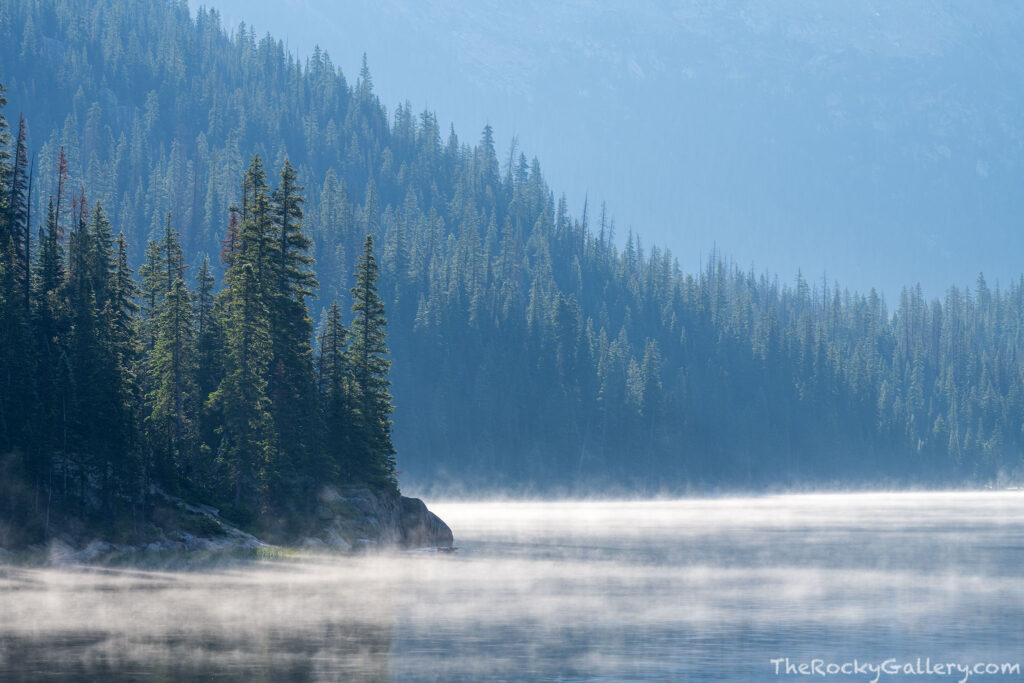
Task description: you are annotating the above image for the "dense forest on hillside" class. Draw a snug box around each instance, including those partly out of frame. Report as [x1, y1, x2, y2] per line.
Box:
[1, 0, 1024, 496]
[0, 81, 401, 540]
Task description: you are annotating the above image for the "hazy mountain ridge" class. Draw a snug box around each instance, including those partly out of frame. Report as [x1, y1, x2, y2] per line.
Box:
[196, 0, 1024, 297]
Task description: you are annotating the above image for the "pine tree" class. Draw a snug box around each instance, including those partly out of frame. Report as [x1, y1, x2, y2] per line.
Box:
[348, 234, 397, 489]
[208, 261, 275, 516]
[34, 183, 69, 480]
[136, 240, 158, 333]
[0, 83, 9, 220]
[237, 156, 276, 295]
[192, 256, 223, 488]
[65, 197, 104, 513]
[317, 300, 353, 481]
[99, 232, 141, 506]
[136, 213, 192, 493]
[273, 160, 315, 299]
[267, 159, 318, 494]
[73, 207, 141, 511]
[146, 276, 197, 490]
[8, 113, 30, 314]
[194, 256, 221, 407]
[0, 91, 34, 457]
[161, 212, 185, 295]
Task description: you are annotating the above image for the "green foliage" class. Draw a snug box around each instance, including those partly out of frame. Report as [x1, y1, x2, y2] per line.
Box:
[266, 158, 317, 503]
[317, 300, 353, 482]
[348, 235, 397, 490]
[0, 107, 399, 536]
[146, 276, 197, 489]
[1, 0, 1023, 515]
[208, 261, 275, 511]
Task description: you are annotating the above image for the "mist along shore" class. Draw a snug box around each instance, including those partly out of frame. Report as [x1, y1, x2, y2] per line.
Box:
[0, 485, 453, 566]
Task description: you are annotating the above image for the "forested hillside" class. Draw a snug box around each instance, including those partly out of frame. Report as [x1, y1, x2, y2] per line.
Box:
[2, 0, 1023, 493]
[0, 96, 403, 542]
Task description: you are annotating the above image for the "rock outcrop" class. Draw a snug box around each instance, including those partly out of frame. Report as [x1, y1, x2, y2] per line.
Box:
[399, 496, 454, 549]
[310, 486, 453, 550]
[0, 485, 452, 565]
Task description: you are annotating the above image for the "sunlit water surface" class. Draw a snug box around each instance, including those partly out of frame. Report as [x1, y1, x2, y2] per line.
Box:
[2, 492, 1023, 681]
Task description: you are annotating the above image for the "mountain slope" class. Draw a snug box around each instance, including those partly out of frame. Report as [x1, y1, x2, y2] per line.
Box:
[2, 0, 1023, 491]
[192, 0, 1024, 298]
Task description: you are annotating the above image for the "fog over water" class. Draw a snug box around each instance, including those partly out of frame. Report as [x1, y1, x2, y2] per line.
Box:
[3, 492, 1024, 680]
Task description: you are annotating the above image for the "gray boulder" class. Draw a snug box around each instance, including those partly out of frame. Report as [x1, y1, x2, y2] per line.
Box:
[399, 496, 454, 549]
[313, 486, 453, 550]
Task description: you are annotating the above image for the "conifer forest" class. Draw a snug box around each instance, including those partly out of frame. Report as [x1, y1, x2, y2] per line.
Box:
[2, 0, 1024, 546]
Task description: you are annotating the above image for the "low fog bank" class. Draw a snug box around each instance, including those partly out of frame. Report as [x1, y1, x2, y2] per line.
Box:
[3, 492, 1024, 680]
[400, 475, 1024, 504]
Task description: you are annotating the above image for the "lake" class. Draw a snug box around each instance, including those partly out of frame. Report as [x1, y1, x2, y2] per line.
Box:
[2, 492, 1023, 681]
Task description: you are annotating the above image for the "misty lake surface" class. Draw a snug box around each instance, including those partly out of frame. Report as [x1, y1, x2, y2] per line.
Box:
[2, 492, 1024, 681]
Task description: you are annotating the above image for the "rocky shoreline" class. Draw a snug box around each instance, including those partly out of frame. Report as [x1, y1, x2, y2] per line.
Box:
[303, 485, 454, 552]
[0, 486, 453, 565]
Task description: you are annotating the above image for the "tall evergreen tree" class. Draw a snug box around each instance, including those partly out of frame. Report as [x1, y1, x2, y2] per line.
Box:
[137, 237, 165, 352]
[33, 177, 69, 483]
[8, 113, 30, 313]
[145, 276, 197, 490]
[237, 156, 276, 295]
[208, 261, 275, 515]
[136, 213, 191, 491]
[0, 91, 34, 456]
[194, 256, 221, 429]
[98, 232, 141, 507]
[317, 300, 352, 481]
[348, 234, 397, 490]
[267, 158, 318, 495]
[64, 197, 104, 512]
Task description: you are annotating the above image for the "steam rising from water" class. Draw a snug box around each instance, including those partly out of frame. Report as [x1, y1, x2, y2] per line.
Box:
[2, 492, 1023, 680]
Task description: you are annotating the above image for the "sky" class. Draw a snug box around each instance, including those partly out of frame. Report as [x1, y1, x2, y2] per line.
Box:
[187, 0, 1024, 299]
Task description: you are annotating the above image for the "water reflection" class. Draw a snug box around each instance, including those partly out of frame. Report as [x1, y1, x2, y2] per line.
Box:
[2, 492, 1023, 681]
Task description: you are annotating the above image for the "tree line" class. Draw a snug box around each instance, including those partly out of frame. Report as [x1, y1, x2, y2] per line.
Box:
[1, 0, 1024, 494]
[0, 86, 397, 539]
